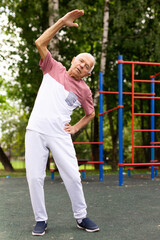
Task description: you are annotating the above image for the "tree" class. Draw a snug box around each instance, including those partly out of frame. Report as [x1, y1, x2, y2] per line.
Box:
[0, 146, 14, 171]
[0, 77, 14, 171]
[48, 0, 59, 59]
[1, 106, 27, 159]
[92, 0, 110, 166]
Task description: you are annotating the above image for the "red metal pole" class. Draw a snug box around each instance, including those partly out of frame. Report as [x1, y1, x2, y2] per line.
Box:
[118, 60, 160, 66]
[150, 72, 160, 78]
[99, 91, 155, 95]
[132, 63, 135, 164]
[73, 142, 104, 144]
[134, 129, 160, 132]
[119, 163, 160, 167]
[99, 105, 123, 116]
[134, 96, 160, 99]
[134, 113, 160, 116]
[134, 80, 160, 83]
[134, 145, 160, 148]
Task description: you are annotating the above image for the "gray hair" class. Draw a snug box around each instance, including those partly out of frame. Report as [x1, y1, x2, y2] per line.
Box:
[75, 53, 95, 73]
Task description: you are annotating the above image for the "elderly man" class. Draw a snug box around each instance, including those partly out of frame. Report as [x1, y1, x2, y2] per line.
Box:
[25, 9, 99, 236]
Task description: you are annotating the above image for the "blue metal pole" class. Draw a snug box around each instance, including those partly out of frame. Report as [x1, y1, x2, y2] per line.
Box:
[99, 72, 103, 182]
[82, 170, 86, 179]
[151, 77, 155, 180]
[118, 55, 123, 186]
[51, 172, 54, 180]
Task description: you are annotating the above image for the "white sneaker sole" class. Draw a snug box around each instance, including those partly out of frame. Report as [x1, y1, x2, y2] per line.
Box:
[32, 227, 47, 236]
[77, 224, 100, 232]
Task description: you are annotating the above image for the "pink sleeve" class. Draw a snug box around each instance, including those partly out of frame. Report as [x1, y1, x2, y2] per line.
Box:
[39, 51, 54, 74]
[82, 90, 94, 115]
[39, 51, 63, 75]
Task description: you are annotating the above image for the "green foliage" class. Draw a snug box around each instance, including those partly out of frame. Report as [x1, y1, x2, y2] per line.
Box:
[0, 104, 28, 158]
[1, 0, 160, 166]
[0, 77, 6, 104]
[1, 0, 49, 111]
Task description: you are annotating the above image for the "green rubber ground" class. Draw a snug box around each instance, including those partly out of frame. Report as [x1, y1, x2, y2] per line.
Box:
[1, 174, 160, 240]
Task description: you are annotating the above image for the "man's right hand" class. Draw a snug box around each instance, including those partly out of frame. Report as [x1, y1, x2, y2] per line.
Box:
[35, 9, 84, 61]
[61, 9, 84, 28]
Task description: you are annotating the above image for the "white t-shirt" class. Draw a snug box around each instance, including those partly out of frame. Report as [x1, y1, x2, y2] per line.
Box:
[27, 51, 94, 136]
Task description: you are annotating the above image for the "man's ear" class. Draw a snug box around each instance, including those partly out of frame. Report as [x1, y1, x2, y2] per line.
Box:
[82, 72, 91, 80]
[71, 57, 75, 64]
[85, 72, 91, 77]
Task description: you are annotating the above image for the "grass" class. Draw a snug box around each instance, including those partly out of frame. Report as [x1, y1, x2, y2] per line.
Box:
[0, 160, 26, 170]
[0, 160, 26, 178]
[0, 161, 111, 178]
[0, 169, 26, 178]
[0, 161, 152, 178]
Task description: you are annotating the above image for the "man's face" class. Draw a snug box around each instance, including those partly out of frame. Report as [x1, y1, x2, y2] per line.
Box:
[69, 54, 94, 80]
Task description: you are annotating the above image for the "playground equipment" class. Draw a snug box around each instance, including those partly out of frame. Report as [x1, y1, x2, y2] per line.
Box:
[99, 56, 160, 186]
[118, 56, 160, 186]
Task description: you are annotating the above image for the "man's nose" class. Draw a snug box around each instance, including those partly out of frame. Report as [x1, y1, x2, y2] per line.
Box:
[80, 62, 85, 68]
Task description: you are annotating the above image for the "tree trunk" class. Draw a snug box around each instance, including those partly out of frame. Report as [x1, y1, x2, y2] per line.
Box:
[48, 0, 59, 60]
[93, 0, 109, 106]
[92, 0, 109, 167]
[100, 0, 109, 74]
[0, 146, 14, 171]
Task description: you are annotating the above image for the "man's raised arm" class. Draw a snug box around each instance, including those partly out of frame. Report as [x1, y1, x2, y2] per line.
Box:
[35, 9, 84, 60]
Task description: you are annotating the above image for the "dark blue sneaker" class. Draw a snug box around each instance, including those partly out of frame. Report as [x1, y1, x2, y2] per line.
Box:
[76, 218, 100, 232]
[32, 221, 47, 236]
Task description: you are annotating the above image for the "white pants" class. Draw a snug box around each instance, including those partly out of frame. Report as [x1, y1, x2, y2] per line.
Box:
[25, 130, 87, 222]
